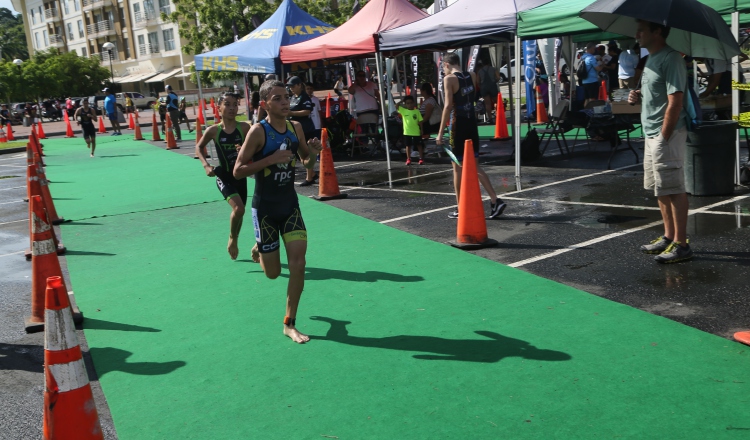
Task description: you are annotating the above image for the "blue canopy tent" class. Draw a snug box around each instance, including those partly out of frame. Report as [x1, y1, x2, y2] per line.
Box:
[194, 0, 334, 74]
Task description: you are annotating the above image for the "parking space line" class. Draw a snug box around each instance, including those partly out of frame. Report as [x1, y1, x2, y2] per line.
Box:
[0, 164, 26, 168]
[0, 200, 24, 205]
[340, 186, 456, 197]
[0, 250, 25, 258]
[334, 161, 374, 168]
[0, 219, 25, 226]
[0, 186, 25, 191]
[509, 195, 750, 268]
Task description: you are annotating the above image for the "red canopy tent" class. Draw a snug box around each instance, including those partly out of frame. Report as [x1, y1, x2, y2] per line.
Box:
[279, 0, 428, 62]
[280, 0, 428, 172]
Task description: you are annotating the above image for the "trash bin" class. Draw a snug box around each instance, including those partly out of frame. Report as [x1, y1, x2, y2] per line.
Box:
[23, 116, 30, 127]
[684, 120, 738, 196]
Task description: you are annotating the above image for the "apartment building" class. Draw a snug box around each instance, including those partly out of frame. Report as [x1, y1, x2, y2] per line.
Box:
[11, 0, 195, 94]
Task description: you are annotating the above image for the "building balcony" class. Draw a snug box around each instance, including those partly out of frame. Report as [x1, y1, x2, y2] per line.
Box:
[90, 51, 120, 63]
[86, 20, 116, 39]
[159, 5, 171, 16]
[138, 44, 160, 60]
[82, 0, 112, 12]
[44, 8, 60, 20]
[132, 10, 158, 30]
[49, 34, 65, 47]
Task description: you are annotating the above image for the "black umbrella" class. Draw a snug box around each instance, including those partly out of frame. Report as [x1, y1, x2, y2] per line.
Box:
[580, 0, 741, 60]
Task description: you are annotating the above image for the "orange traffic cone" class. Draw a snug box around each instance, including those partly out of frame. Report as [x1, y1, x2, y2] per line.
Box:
[34, 153, 64, 225]
[326, 92, 331, 118]
[151, 113, 162, 142]
[492, 91, 510, 141]
[598, 80, 608, 101]
[197, 108, 205, 126]
[64, 113, 75, 138]
[214, 108, 221, 124]
[97, 115, 107, 133]
[165, 114, 178, 149]
[448, 140, 498, 250]
[313, 129, 347, 201]
[0, 127, 6, 143]
[134, 119, 145, 140]
[195, 118, 204, 144]
[735, 331, 750, 346]
[29, 130, 45, 163]
[43, 276, 102, 440]
[25, 194, 69, 332]
[535, 85, 548, 124]
[37, 120, 47, 139]
[7, 122, 15, 141]
[128, 112, 135, 130]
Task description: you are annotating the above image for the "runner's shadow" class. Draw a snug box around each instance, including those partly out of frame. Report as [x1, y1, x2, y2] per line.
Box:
[0, 343, 44, 373]
[88, 347, 186, 377]
[98, 154, 140, 158]
[64, 250, 116, 256]
[270, 265, 424, 283]
[63, 221, 102, 226]
[309, 317, 572, 363]
[82, 318, 160, 332]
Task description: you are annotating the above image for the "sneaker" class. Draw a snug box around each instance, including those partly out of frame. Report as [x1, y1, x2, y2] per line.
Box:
[489, 201, 507, 219]
[654, 241, 693, 264]
[640, 236, 672, 254]
[406, 159, 412, 166]
[448, 210, 459, 219]
[189, 129, 194, 133]
[418, 159, 424, 165]
[299, 179, 314, 187]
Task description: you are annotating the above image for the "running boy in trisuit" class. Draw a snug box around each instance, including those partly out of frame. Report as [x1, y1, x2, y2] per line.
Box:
[195, 93, 252, 260]
[234, 80, 322, 344]
[74, 99, 98, 157]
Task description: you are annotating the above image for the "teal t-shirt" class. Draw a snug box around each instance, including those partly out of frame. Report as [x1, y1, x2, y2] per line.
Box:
[640, 46, 688, 138]
[397, 106, 423, 136]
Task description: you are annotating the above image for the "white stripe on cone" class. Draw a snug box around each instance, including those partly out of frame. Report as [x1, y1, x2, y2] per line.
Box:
[48, 358, 90, 393]
[31, 211, 51, 234]
[45, 308, 78, 352]
[32, 238, 55, 256]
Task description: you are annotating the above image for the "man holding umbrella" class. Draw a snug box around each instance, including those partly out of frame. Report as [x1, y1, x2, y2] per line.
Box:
[628, 20, 692, 263]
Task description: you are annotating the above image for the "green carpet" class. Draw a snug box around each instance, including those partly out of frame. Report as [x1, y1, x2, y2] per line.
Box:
[50, 138, 750, 439]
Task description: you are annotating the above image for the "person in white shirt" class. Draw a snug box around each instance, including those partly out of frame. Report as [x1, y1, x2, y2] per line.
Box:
[348, 70, 380, 146]
[618, 44, 640, 89]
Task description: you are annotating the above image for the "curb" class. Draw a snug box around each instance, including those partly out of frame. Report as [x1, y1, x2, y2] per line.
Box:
[0, 147, 26, 155]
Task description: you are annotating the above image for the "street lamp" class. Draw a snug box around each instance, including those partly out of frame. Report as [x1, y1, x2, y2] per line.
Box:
[12, 59, 23, 103]
[102, 42, 115, 88]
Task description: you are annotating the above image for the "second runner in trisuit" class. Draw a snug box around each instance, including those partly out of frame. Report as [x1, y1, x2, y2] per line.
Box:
[234, 80, 322, 344]
[195, 93, 252, 260]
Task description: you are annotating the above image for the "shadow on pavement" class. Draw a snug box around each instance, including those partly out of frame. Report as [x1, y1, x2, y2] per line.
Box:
[64, 250, 116, 257]
[0, 343, 43, 373]
[309, 316, 572, 363]
[248, 264, 425, 283]
[88, 347, 186, 378]
[82, 318, 161, 332]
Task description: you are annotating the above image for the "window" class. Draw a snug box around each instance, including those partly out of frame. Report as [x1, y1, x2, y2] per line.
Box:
[35, 32, 40, 49]
[162, 28, 174, 51]
[158, 0, 169, 15]
[133, 93, 144, 98]
[144, 0, 155, 16]
[39, 6, 44, 22]
[133, 3, 140, 15]
[43, 30, 48, 46]
[123, 37, 130, 59]
[67, 23, 74, 40]
[77, 20, 84, 38]
[63, 0, 69, 15]
[119, 7, 126, 27]
[81, 47, 87, 56]
[74, 0, 79, 12]
[31, 9, 35, 25]
[147, 31, 159, 53]
[137, 34, 145, 55]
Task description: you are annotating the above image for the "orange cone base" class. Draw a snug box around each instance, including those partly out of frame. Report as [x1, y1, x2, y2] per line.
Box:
[734, 331, 750, 346]
[491, 136, 512, 141]
[447, 237, 498, 250]
[312, 193, 348, 201]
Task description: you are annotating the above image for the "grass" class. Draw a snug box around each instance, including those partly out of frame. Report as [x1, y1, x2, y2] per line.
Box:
[0, 140, 26, 150]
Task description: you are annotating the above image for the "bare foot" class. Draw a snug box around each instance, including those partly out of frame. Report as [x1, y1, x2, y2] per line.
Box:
[284, 326, 310, 344]
[90, 154, 94, 157]
[251, 243, 260, 263]
[228, 236, 239, 260]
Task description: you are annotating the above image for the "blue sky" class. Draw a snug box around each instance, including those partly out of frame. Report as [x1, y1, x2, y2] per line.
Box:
[1, 0, 19, 14]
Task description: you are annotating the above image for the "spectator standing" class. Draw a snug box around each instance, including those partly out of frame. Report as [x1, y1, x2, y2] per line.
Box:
[165, 85, 182, 141]
[303, 82, 323, 187]
[477, 57, 500, 123]
[397, 96, 424, 165]
[65, 97, 74, 117]
[435, 52, 506, 219]
[580, 42, 604, 106]
[348, 70, 381, 145]
[102, 88, 122, 135]
[0, 104, 10, 127]
[629, 19, 692, 263]
[618, 44, 640, 90]
[178, 97, 194, 133]
[287, 76, 316, 186]
[334, 76, 345, 98]
[605, 42, 620, 92]
[700, 58, 733, 98]
[535, 52, 549, 107]
[419, 82, 441, 137]
[157, 97, 167, 134]
[125, 95, 135, 114]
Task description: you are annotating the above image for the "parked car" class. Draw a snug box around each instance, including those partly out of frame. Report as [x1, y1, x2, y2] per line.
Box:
[88, 95, 107, 115]
[116, 92, 156, 111]
[499, 58, 570, 83]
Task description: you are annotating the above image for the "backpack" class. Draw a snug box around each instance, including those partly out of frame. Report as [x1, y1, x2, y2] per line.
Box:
[683, 84, 702, 131]
[521, 128, 542, 161]
[576, 56, 590, 87]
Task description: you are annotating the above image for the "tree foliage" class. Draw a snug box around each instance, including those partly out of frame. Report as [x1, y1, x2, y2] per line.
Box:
[0, 49, 111, 103]
[0, 8, 29, 61]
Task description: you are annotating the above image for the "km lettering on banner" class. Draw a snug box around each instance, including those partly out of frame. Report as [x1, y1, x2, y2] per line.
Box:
[285, 25, 334, 36]
[202, 56, 239, 71]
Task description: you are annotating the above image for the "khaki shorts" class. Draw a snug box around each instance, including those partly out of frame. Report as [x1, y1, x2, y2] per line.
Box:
[619, 77, 637, 89]
[643, 127, 687, 197]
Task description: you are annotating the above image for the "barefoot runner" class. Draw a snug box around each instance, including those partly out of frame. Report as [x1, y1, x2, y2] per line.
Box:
[73, 99, 98, 157]
[195, 92, 252, 260]
[234, 80, 322, 344]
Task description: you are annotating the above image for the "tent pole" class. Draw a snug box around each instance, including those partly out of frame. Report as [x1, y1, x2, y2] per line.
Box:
[733, 11, 740, 185]
[375, 52, 393, 176]
[569, 37, 575, 112]
[514, 34, 522, 190]
[506, 42, 514, 140]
